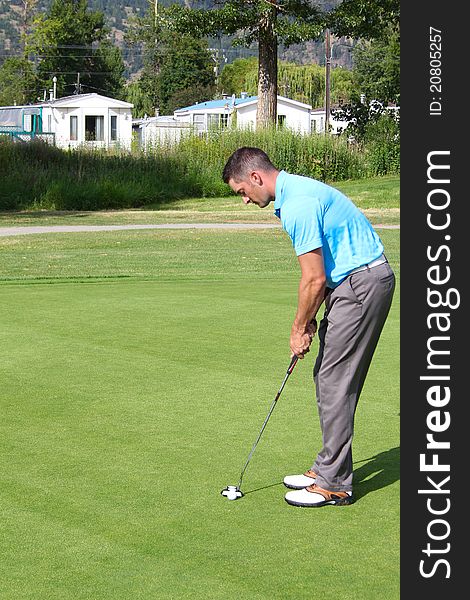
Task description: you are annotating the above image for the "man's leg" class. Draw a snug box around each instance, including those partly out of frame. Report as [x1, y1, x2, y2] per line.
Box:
[312, 262, 395, 492]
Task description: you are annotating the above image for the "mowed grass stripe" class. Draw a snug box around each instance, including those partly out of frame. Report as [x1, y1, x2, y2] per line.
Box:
[0, 228, 399, 283]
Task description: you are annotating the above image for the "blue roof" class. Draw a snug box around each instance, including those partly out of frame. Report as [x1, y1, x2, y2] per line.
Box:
[175, 96, 257, 112]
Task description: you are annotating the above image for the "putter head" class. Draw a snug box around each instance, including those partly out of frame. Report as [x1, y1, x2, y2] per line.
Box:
[221, 485, 244, 500]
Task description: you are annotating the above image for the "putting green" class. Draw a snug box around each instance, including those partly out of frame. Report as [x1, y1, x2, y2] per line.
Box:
[0, 229, 399, 599]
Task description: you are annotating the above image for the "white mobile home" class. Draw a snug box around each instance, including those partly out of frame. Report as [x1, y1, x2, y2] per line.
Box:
[174, 94, 312, 134]
[310, 108, 349, 135]
[132, 115, 193, 149]
[0, 93, 133, 149]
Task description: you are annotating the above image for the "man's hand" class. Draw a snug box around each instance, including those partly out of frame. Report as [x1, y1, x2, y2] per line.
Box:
[290, 319, 317, 358]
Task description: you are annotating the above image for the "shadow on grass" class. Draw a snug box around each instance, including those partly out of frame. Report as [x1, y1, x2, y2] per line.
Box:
[239, 447, 400, 499]
[354, 446, 400, 500]
[242, 482, 283, 496]
[0, 210, 92, 220]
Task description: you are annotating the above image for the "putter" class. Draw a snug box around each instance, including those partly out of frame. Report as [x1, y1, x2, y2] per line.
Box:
[221, 355, 299, 500]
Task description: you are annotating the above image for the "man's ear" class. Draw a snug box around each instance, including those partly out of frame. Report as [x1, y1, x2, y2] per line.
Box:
[250, 171, 263, 186]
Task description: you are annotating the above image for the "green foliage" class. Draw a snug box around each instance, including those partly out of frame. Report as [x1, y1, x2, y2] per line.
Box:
[26, 0, 125, 98]
[167, 126, 368, 192]
[160, 1, 324, 46]
[330, 67, 356, 104]
[218, 57, 258, 96]
[124, 81, 155, 119]
[156, 1, 325, 126]
[126, 6, 216, 116]
[220, 59, 355, 108]
[332, 98, 396, 136]
[363, 113, 400, 176]
[331, 98, 400, 177]
[0, 139, 156, 210]
[146, 1, 398, 128]
[352, 25, 400, 104]
[0, 56, 38, 105]
[157, 35, 216, 114]
[89, 40, 126, 98]
[332, 100, 374, 138]
[164, 84, 216, 115]
[327, 0, 400, 40]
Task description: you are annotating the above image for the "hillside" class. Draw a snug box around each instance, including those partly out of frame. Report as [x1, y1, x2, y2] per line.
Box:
[0, 0, 351, 79]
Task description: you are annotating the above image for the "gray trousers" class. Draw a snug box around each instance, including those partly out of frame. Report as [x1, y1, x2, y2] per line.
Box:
[312, 261, 395, 492]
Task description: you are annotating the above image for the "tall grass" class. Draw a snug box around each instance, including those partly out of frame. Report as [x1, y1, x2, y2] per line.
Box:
[169, 127, 369, 197]
[0, 126, 399, 211]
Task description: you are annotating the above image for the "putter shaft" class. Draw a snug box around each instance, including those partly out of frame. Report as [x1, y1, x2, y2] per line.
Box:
[237, 355, 299, 489]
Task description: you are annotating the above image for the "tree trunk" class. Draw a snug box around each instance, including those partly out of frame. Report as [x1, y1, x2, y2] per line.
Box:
[256, 6, 278, 128]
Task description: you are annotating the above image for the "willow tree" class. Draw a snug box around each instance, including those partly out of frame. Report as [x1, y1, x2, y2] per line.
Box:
[157, 1, 325, 128]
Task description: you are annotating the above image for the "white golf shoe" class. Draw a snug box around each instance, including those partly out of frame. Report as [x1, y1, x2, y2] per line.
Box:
[283, 469, 317, 489]
[285, 484, 354, 508]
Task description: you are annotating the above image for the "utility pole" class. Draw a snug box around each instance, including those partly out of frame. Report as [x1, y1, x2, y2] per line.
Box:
[74, 72, 81, 95]
[324, 28, 331, 134]
[209, 48, 227, 87]
[210, 48, 220, 86]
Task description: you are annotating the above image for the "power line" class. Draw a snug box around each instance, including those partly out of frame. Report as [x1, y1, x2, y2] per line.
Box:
[39, 71, 119, 75]
[0, 48, 255, 58]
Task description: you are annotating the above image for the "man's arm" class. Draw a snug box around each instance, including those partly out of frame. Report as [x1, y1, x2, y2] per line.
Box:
[290, 248, 326, 358]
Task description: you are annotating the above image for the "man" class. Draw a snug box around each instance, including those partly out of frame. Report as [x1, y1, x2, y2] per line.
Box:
[222, 147, 395, 508]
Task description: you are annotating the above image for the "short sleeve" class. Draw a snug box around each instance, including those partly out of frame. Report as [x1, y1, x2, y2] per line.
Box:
[281, 196, 323, 256]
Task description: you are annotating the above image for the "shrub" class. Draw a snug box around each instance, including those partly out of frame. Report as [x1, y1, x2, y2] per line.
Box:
[0, 124, 399, 211]
[363, 114, 400, 176]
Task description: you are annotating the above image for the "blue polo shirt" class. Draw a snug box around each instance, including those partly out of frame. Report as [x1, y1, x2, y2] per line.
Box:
[274, 170, 384, 288]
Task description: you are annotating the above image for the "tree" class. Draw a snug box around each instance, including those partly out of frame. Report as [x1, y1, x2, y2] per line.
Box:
[126, 6, 216, 116]
[0, 1, 39, 104]
[352, 24, 399, 104]
[327, 1, 399, 137]
[129, 0, 400, 126]
[218, 57, 258, 97]
[327, 0, 400, 40]
[90, 40, 126, 98]
[27, 0, 125, 98]
[164, 83, 216, 115]
[156, 34, 216, 114]
[220, 58, 355, 109]
[156, 1, 325, 127]
[125, 81, 155, 118]
[157, 0, 400, 127]
[0, 57, 38, 105]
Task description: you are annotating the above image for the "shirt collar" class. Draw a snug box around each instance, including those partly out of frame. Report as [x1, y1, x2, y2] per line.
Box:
[274, 170, 288, 217]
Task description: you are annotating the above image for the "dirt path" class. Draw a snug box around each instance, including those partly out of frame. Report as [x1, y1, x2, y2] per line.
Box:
[0, 223, 399, 237]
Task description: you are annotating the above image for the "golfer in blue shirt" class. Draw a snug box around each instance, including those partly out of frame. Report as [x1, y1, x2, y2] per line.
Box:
[223, 147, 395, 507]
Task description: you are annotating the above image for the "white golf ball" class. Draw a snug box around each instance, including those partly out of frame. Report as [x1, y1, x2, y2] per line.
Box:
[227, 491, 238, 500]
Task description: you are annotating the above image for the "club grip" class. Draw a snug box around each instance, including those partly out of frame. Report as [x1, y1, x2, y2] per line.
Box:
[287, 355, 299, 374]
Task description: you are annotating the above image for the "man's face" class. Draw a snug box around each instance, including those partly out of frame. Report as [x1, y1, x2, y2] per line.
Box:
[228, 173, 273, 208]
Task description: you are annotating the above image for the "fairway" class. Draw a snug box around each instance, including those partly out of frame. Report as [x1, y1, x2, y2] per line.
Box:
[0, 227, 400, 599]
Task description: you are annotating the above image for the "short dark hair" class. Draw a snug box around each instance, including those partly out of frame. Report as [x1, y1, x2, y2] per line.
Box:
[222, 147, 277, 184]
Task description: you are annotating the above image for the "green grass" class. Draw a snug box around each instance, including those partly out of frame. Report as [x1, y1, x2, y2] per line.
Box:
[0, 227, 399, 599]
[0, 129, 399, 211]
[0, 174, 399, 227]
[333, 174, 400, 208]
